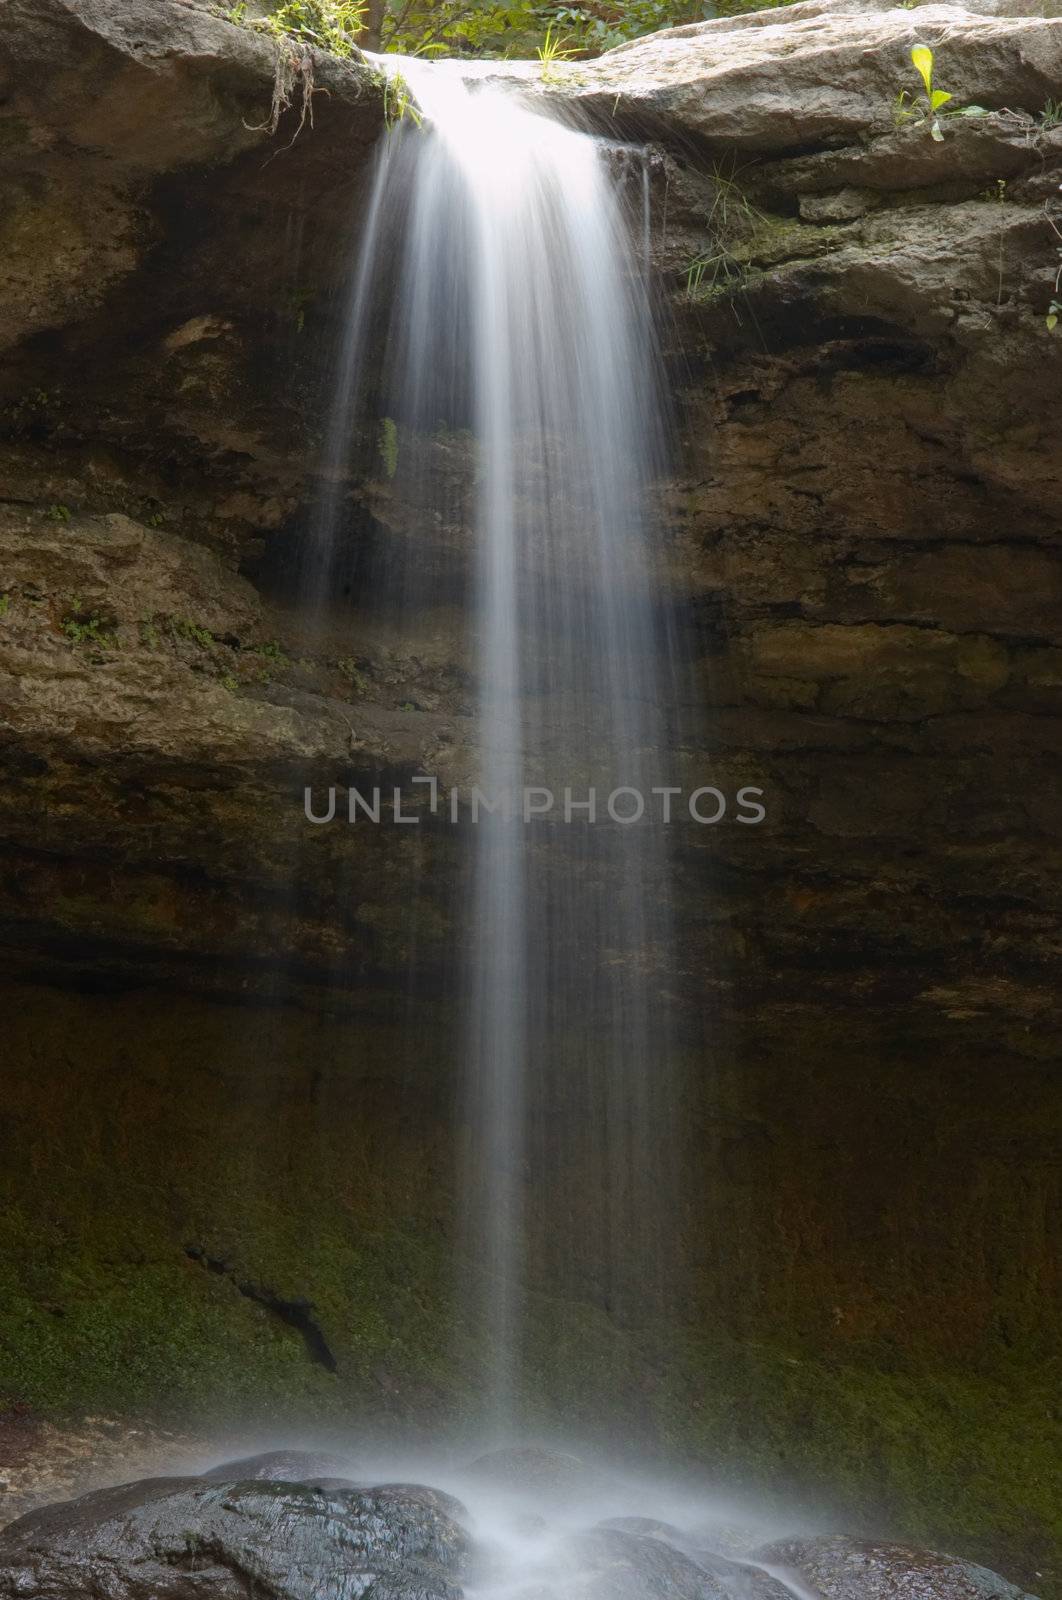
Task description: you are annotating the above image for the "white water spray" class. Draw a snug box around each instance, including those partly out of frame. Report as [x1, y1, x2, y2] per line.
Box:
[314, 59, 683, 1436]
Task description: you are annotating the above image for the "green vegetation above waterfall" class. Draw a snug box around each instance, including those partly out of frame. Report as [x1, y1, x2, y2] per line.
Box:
[222, 0, 794, 59]
[362, 2, 716, 55]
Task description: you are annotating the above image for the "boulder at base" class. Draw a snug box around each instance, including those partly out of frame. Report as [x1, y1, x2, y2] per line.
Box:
[754, 1536, 1042, 1600]
[556, 1527, 786, 1600]
[202, 1447, 355, 1481]
[0, 1476, 470, 1600]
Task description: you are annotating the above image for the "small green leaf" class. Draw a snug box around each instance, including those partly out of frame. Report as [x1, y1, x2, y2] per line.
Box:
[1048, 314, 1059, 331]
[930, 117, 944, 141]
[931, 89, 952, 109]
[911, 43, 934, 95]
[955, 103, 990, 117]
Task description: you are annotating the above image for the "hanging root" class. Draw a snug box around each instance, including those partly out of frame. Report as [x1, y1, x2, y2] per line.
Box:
[245, 38, 318, 143]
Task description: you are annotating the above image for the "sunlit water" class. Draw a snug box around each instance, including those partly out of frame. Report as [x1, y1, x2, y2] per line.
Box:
[310, 57, 686, 1436]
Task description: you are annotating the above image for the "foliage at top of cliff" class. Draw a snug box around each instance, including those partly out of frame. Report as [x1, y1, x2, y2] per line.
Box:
[229, 0, 791, 59]
[370, 1, 712, 56]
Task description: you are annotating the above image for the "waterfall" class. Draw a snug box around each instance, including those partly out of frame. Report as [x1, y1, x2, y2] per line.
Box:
[314, 60, 681, 1438]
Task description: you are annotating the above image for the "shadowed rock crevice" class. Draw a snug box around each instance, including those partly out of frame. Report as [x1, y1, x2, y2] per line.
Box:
[184, 1247, 339, 1373]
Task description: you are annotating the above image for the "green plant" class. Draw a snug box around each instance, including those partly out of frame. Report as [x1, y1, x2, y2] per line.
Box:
[896, 44, 952, 140]
[378, 417, 399, 479]
[684, 251, 752, 302]
[169, 617, 215, 648]
[537, 21, 578, 79]
[1041, 98, 1062, 130]
[705, 157, 766, 243]
[61, 601, 118, 649]
[262, 0, 366, 56]
[351, 2, 720, 59]
[220, 0, 733, 64]
[337, 658, 371, 695]
[0, 594, 10, 618]
[47, 504, 71, 523]
[220, 673, 240, 692]
[247, 640, 292, 684]
[895, 44, 989, 138]
[259, 639, 290, 666]
[382, 69, 422, 127]
[242, 3, 368, 140]
[139, 620, 161, 649]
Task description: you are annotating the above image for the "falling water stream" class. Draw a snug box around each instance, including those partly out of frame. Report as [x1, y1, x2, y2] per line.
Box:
[313, 58, 684, 1441]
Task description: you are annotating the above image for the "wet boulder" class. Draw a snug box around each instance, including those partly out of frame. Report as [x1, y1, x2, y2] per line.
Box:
[690, 1550, 801, 1600]
[373, 1484, 471, 1524]
[202, 1447, 355, 1482]
[754, 1536, 1041, 1600]
[0, 1475, 470, 1600]
[598, 1518, 792, 1598]
[556, 1527, 754, 1600]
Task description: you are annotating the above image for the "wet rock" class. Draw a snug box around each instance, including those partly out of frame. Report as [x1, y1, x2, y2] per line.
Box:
[683, 1521, 774, 1561]
[202, 1447, 355, 1481]
[0, 1476, 470, 1600]
[797, 189, 876, 224]
[558, 1527, 743, 1599]
[596, 1525, 793, 1600]
[374, 1484, 471, 1524]
[0, 1418, 208, 1536]
[602, 1516, 694, 1543]
[692, 1552, 798, 1600]
[754, 1536, 1041, 1600]
[571, 0, 1062, 154]
[0, 0, 383, 340]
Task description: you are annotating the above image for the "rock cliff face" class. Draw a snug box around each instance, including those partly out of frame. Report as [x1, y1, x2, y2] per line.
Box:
[0, 0, 1060, 1591]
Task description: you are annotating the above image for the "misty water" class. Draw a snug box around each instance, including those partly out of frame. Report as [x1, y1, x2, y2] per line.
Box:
[310, 54, 690, 1438]
[274, 57, 813, 1600]
[189, 1434, 827, 1600]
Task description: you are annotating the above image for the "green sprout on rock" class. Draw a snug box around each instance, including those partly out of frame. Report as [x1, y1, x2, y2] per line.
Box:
[897, 44, 951, 140]
[895, 44, 988, 140]
[262, 0, 365, 58]
[382, 70, 422, 128]
[538, 24, 579, 83]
